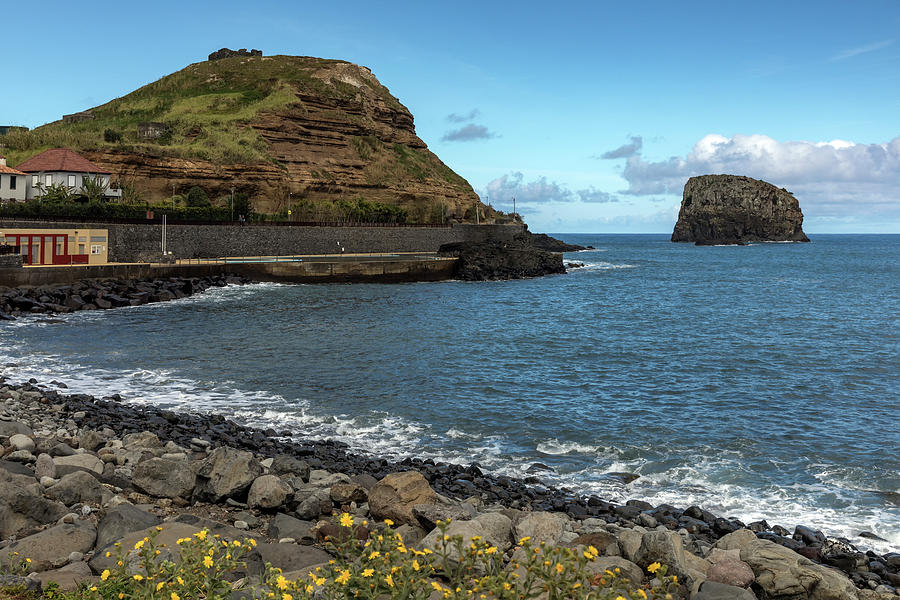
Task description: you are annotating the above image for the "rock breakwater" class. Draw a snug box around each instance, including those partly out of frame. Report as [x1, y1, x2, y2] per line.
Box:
[438, 234, 566, 280]
[0, 378, 897, 598]
[0, 274, 252, 320]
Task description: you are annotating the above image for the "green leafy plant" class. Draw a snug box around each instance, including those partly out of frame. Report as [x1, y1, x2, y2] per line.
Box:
[81, 175, 109, 202]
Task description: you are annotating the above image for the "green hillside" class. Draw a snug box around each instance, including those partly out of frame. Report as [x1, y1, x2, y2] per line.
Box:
[2, 55, 404, 166]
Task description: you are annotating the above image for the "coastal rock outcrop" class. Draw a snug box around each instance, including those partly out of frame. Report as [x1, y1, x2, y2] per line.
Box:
[672, 175, 810, 245]
[438, 234, 566, 280]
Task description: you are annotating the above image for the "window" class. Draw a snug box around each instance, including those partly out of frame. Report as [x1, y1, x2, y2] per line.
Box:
[90, 245, 104, 255]
[78, 236, 86, 242]
[78, 244, 85, 254]
[9, 176, 15, 190]
[32, 175, 38, 187]
[90, 236, 107, 242]
[67, 175, 76, 187]
[45, 174, 52, 186]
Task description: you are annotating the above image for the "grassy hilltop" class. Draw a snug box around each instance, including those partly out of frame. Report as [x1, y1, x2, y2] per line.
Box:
[2, 54, 489, 221]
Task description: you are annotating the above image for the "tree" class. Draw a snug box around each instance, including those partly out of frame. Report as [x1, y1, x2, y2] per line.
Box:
[80, 175, 109, 202]
[232, 192, 253, 219]
[36, 182, 74, 202]
[185, 186, 210, 207]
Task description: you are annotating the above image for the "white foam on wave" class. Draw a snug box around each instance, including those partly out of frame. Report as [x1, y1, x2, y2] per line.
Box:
[536, 438, 606, 455]
[569, 261, 638, 272]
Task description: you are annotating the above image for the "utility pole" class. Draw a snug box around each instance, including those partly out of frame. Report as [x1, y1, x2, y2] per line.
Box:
[230, 187, 235, 222]
[171, 183, 176, 209]
[513, 196, 516, 218]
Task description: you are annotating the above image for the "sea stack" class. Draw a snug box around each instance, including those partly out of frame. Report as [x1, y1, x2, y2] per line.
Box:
[671, 175, 810, 245]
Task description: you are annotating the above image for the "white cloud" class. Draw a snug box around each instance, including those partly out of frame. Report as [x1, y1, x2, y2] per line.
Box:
[831, 39, 894, 61]
[620, 134, 900, 218]
[481, 172, 617, 204]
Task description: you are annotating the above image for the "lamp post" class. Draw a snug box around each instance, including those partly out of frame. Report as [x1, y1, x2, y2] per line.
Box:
[171, 183, 176, 209]
[230, 187, 235, 222]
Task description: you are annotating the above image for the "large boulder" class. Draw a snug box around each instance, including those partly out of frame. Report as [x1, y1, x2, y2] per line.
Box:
[514, 512, 571, 546]
[45, 471, 109, 506]
[0, 471, 68, 538]
[2, 522, 96, 572]
[247, 475, 292, 510]
[368, 471, 440, 526]
[633, 529, 707, 589]
[96, 504, 162, 550]
[245, 543, 332, 577]
[714, 529, 860, 600]
[672, 175, 810, 245]
[52, 453, 104, 476]
[268, 513, 314, 543]
[419, 512, 513, 559]
[31, 561, 96, 591]
[194, 447, 262, 502]
[132, 457, 197, 499]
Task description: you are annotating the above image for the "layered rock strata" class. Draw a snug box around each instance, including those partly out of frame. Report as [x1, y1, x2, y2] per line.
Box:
[672, 175, 810, 245]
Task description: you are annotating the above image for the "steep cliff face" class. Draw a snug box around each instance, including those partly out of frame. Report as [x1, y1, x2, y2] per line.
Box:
[9, 55, 483, 221]
[672, 175, 810, 244]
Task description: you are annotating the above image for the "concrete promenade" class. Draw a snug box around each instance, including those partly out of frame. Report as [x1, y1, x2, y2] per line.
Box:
[0, 253, 458, 287]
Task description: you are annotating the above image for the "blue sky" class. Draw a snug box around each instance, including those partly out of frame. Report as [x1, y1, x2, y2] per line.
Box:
[3, 0, 899, 233]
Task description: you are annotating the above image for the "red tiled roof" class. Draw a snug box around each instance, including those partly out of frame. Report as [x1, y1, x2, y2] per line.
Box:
[0, 164, 26, 175]
[15, 148, 110, 174]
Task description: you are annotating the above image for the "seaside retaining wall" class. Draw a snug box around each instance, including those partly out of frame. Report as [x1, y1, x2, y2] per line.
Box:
[0, 220, 525, 262]
[0, 257, 457, 287]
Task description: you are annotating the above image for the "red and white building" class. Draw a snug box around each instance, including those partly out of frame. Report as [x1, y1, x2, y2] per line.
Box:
[13, 148, 121, 201]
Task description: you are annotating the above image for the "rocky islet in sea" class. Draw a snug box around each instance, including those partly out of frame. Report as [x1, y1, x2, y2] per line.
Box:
[0, 378, 898, 599]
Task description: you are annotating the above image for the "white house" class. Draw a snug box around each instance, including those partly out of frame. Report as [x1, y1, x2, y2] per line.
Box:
[14, 148, 121, 201]
[0, 155, 27, 202]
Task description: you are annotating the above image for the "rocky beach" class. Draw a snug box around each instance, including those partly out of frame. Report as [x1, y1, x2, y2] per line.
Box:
[1, 376, 898, 599]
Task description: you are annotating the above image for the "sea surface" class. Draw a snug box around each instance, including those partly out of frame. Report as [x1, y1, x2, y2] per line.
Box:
[2, 234, 898, 552]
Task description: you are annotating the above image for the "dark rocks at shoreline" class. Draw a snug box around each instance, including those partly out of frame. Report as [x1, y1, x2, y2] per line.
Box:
[438, 234, 566, 280]
[0, 378, 897, 598]
[672, 174, 811, 245]
[0, 274, 253, 320]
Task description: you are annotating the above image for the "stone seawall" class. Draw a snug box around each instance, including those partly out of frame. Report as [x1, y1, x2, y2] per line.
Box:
[0, 220, 525, 262]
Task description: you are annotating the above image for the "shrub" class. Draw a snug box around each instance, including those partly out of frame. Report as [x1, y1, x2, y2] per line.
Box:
[185, 186, 209, 208]
[103, 128, 122, 143]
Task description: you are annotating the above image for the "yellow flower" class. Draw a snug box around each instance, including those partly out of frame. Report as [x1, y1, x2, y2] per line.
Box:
[384, 574, 394, 588]
[134, 539, 145, 550]
[249, 538, 257, 547]
[177, 576, 184, 585]
[282, 594, 292, 600]
[133, 574, 144, 581]
[305, 585, 313, 594]
[518, 536, 531, 545]
[412, 559, 420, 571]
[233, 540, 241, 547]
[637, 590, 648, 599]
[431, 582, 443, 591]
[195, 530, 208, 541]
[90, 587, 98, 592]
[555, 563, 565, 574]
[485, 546, 498, 555]
[118, 594, 124, 599]
[368, 551, 380, 560]
[672, 575, 678, 583]
[100, 570, 110, 581]
[616, 596, 627, 600]
[171, 594, 180, 600]
[276, 575, 289, 590]
[383, 519, 394, 526]
[340, 513, 354, 528]
[156, 582, 165, 591]
[203, 555, 214, 568]
[647, 561, 661, 574]
[588, 545, 599, 557]
[336, 570, 351, 585]
[314, 577, 325, 586]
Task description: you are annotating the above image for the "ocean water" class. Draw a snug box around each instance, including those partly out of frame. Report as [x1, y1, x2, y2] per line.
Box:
[2, 234, 898, 552]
